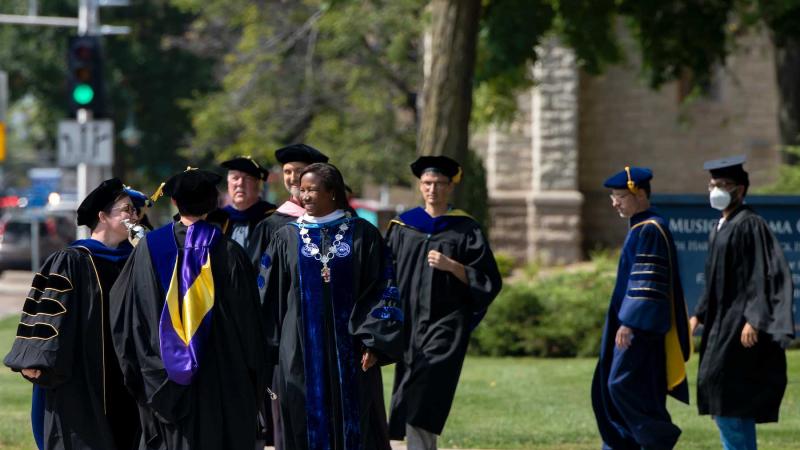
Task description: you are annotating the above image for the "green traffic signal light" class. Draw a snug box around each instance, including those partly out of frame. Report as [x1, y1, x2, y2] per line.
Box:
[72, 83, 95, 105]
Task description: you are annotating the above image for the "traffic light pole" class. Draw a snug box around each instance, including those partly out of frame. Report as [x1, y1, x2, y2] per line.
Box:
[75, 0, 97, 239]
[0, 1, 126, 240]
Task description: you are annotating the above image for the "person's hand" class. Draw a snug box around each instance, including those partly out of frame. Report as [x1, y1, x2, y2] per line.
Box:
[361, 350, 377, 372]
[427, 250, 455, 272]
[615, 326, 633, 350]
[741, 322, 759, 348]
[689, 316, 700, 335]
[21, 368, 41, 380]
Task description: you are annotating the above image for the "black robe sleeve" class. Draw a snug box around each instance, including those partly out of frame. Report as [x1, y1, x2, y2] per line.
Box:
[3, 250, 83, 388]
[261, 232, 290, 359]
[740, 217, 795, 346]
[461, 225, 503, 315]
[225, 241, 271, 391]
[348, 224, 404, 364]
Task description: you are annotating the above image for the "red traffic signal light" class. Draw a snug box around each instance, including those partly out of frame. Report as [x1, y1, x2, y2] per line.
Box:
[67, 36, 106, 117]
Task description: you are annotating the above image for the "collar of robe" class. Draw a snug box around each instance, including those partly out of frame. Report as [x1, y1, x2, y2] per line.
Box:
[276, 199, 307, 217]
[222, 199, 275, 223]
[395, 206, 473, 234]
[70, 238, 132, 263]
[146, 221, 220, 385]
[298, 209, 346, 225]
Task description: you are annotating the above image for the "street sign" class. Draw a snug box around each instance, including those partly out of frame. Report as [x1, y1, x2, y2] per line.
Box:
[57, 119, 114, 166]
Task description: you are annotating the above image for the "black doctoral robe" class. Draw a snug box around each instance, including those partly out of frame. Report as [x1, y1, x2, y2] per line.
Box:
[695, 205, 795, 423]
[387, 207, 502, 438]
[109, 222, 269, 449]
[262, 214, 403, 450]
[250, 210, 298, 268]
[4, 244, 139, 450]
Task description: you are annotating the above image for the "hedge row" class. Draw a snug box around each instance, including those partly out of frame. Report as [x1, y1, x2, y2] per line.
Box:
[470, 254, 617, 357]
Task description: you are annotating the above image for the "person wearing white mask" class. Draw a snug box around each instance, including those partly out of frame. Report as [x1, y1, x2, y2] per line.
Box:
[691, 155, 795, 450]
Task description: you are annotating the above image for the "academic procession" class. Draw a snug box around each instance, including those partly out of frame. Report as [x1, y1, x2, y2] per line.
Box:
[0, 145, 796, 450]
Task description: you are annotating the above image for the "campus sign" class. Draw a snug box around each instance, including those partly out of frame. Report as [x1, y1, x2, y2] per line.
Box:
[652, 195, 800, 333]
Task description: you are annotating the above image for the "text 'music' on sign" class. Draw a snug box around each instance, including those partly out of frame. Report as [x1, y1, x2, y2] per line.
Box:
[57, 120, 114, 167]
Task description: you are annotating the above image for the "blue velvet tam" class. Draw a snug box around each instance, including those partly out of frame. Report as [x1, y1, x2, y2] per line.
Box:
[124, 187, 153, 209]
[603, 166, 653, 191]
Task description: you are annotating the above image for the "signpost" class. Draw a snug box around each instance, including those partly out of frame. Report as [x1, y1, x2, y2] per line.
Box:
[652, 194, 800, 333]
[57, 119, 114, 166]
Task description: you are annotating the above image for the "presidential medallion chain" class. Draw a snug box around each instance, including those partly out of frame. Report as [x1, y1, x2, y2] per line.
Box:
[298, 212, 352, 283]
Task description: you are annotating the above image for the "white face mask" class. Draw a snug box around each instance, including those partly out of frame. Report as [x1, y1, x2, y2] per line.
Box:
[709, 187, 732, 211]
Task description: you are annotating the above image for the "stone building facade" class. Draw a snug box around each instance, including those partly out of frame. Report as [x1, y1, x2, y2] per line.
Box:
[474, 32, 782, 264]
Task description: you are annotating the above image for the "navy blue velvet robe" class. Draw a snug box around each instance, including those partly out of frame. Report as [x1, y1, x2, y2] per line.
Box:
[591, 210, 691, 450]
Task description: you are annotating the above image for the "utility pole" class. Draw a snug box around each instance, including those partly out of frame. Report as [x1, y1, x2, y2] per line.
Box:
[0, 2, 129, 243]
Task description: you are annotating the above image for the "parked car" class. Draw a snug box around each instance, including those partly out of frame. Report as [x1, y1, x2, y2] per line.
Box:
[0, 211, 76, 274]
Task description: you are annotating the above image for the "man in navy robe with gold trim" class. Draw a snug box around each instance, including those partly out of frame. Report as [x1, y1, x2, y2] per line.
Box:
[591, 167, 692, 450]
[109, 169, 269, 449]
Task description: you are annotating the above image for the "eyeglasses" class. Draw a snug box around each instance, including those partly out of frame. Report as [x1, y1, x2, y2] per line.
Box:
[111, 204, 137, 215]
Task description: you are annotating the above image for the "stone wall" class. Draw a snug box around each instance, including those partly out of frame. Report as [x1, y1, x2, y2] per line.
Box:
[477, 38, 583, 265]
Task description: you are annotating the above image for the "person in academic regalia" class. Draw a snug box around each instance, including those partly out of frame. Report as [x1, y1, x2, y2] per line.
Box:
[261, 162, 403, 450]
[250, 144, 329, 266]
[590, 167, 692, 450]
[249, 143, 329, 449]
[109, 168, 269, 450]
[207, 156, 276, 250]
[387, 156, 502, 450]
[4, 178, 141, 450]
[124, 185, 155, 232]
[690, 156, 795, 450]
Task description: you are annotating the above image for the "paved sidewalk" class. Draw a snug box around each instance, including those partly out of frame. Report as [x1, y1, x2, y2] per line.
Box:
[0, 270, 33, 318]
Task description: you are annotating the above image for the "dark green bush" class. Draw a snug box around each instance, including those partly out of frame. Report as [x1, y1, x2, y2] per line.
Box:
[494, 252, 516, 278]
[470, 258, 615, 357]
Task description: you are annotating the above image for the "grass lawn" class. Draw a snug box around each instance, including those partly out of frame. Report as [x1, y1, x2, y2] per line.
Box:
[1, 314, 798, 449]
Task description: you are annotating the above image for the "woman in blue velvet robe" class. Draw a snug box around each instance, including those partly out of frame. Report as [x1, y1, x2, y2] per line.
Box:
[261, 163, 403, 450]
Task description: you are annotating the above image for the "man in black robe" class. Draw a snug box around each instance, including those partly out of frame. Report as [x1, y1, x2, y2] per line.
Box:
[690, 155, 795, 449]
[387, 156, 502, 450]
[4, 178, 141, 450]
[209, 156, 276, 249]
[591, 167, 692, 450]
[262, 162, 403, 450]
[250, 143, 329, 267]
[109, 168, 269, 450]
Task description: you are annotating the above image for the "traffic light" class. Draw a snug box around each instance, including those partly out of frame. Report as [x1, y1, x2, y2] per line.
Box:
[67, 35, 107, 117]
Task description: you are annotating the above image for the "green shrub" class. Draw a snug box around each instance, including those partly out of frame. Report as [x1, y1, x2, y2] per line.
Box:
[494, 252, 516, 278]
[470, 258, 615, 357]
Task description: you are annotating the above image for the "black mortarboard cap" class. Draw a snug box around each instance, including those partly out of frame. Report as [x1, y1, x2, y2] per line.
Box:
[163, 168, 222, 214]
[77, 178, 125, 226]
[274, 144, 329, 165]
[220, 156, 269, 180]
[603, 166, 653, 191]
[410, 156, 462, 183]
[703, 155, 749, 185]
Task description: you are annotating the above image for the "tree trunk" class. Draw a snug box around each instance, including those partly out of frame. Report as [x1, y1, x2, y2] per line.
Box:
[774, 35, 800, 160]
[418, 0, 481, 162]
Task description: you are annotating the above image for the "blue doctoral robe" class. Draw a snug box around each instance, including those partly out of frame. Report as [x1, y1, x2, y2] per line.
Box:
[591, 210, 692, 450]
